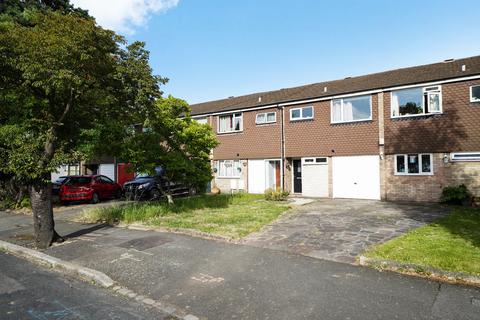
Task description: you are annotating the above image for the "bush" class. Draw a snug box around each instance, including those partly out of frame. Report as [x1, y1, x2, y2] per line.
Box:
[441, 184, 471, 205]
[264, 188, 289, 201]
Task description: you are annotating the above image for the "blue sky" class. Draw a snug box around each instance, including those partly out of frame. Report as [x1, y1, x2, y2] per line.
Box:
[73, 0, 480, 104]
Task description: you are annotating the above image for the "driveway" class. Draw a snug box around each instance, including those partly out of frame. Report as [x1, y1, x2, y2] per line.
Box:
[242, 198, 450, 263]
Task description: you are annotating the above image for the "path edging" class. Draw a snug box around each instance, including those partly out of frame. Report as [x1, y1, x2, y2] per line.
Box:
[0, 239, 202, 320]
[0, 239, 115, 287]
[358, 255, 480, 287]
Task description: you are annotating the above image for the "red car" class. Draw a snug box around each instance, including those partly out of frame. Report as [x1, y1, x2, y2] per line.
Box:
[59, 175, 122, 205]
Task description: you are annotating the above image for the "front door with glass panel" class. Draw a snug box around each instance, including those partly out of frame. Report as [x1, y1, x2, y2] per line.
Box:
[293, 159, 302, 193]
[266, 160, 281, 190]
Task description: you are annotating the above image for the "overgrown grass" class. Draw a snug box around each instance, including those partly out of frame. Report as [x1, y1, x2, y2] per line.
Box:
[82, 193, 290, 239]
[364, 207, 480, 276]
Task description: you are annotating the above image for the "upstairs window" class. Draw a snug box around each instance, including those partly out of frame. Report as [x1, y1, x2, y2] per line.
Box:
[218, 113, 242, 133]
[331, 95, 372, 123]
[391, 86, 441, 117]
[395, 154, 433, 175]
[470, 85, 480, 103]
[256, 112, 276, 124]
[194, 117, 208, 125]
[290, 106, 313, 121]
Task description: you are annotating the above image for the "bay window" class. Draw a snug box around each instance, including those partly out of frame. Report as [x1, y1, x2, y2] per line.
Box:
[331, 95, 372, 123]
[391, 86, 442, 117]
[218, 113, 243, 133]
[395, 154, 433, 175]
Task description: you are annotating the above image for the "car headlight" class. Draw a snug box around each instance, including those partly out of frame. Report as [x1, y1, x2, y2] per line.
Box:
[137, 183, 150, 189]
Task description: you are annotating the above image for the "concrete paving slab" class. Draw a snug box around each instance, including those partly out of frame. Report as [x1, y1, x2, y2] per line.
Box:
[242, 198, 450, 263]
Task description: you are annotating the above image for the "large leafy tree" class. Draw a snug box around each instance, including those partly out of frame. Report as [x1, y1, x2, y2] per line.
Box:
[0, 5, 166, 248]
[122, 96, 218, 195]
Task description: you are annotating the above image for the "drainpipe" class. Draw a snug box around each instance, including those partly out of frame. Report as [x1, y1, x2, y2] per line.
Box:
[280, 104, 286, 190]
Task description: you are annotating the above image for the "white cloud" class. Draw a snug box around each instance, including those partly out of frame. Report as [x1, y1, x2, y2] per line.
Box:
[71, 0, 179, 34]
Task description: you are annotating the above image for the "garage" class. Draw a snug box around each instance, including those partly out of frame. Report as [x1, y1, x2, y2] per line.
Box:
[98, 163, 115, 181]
[301, 157, 329, 197]
[332, 155, 380, 200]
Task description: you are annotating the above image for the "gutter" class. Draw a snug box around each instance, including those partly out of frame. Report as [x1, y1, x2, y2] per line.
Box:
[190, 74, 480, 118]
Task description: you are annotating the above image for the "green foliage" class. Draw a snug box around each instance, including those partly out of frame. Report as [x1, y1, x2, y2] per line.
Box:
[82, 194, 290, 239]
[440, 184, 471, 205]
[121, 96, 218, 192]
[264, 188, 289, 201]
[365, 207, 480, 276]
[0, 10, 164, 182]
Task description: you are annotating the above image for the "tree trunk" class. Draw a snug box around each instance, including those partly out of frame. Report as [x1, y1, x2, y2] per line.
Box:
[29, 179, 63, 249]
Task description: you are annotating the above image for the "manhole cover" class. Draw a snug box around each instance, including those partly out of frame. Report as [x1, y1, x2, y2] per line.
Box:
[118, 235, 172, 251]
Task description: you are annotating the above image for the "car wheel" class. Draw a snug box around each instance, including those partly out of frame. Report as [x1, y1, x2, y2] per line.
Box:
[189, 186, 197, 196]
[150, 188, 162, 201]
[91, 192, 100, 204]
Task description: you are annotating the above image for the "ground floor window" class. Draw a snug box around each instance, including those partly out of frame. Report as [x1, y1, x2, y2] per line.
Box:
[395, 154, 432, 175]
[217, 160, 241, 178]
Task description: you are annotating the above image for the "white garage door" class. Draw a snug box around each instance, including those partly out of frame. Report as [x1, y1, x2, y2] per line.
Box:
[248, 160, 266, 194]
[99, 164, 115, 181]
[302, 160, 329, 197]
[332, 156, 380, 200]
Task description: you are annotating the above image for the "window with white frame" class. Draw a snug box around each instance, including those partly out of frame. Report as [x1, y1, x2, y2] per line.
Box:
[470, 85, 480, 103]
[391, 86, 442, 117]
[217, 160, 241, 178]
[395, 154, 433, 175]
[331, 95, 372, 123]
[450, 152, 480, 162]
[218, 113, 242, 133]
[256, 112, 276, 124]
[194, 117, 208, 125]
[290, 106, 313, 121]
[302, 157, 328, 165]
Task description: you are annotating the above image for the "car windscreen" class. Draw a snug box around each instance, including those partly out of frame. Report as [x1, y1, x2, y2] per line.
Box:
[66, 177, 92, 185]
[55, 177, 68, 184]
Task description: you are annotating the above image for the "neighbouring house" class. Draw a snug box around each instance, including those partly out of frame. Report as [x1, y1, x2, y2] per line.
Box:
[51, 157, 135, 186]
[189, 56, 480, 202]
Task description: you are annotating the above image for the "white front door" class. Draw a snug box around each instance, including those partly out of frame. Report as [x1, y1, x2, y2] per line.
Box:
[332, 156, 380, 200]
[248, 160, 266, 194]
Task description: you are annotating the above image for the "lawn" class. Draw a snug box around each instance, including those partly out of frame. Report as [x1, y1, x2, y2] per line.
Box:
[81, 193, 290, 239]
[364, 207, 480, 276]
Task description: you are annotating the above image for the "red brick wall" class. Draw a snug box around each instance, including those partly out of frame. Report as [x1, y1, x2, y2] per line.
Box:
[385, 153, 480, 202]
[211, 107, 282, 160]
[284, 94, 380, 157]
[384, 80, 480, 154]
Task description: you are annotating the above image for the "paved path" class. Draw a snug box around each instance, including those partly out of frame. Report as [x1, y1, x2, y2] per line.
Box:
[0, 253, 172, 320]
[1, 210, 478, 320]
[243, 199, 450, 263]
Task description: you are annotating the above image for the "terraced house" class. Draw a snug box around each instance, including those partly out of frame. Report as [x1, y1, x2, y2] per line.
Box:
[190, 56, 480, 202]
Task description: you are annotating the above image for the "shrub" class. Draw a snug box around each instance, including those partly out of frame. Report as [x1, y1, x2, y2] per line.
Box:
[264, 188, 289, 201]
[441, 184, 471, 205]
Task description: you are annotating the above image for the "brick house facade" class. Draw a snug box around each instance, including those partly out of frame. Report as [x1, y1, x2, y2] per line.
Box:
[191, 56, 480, 202]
